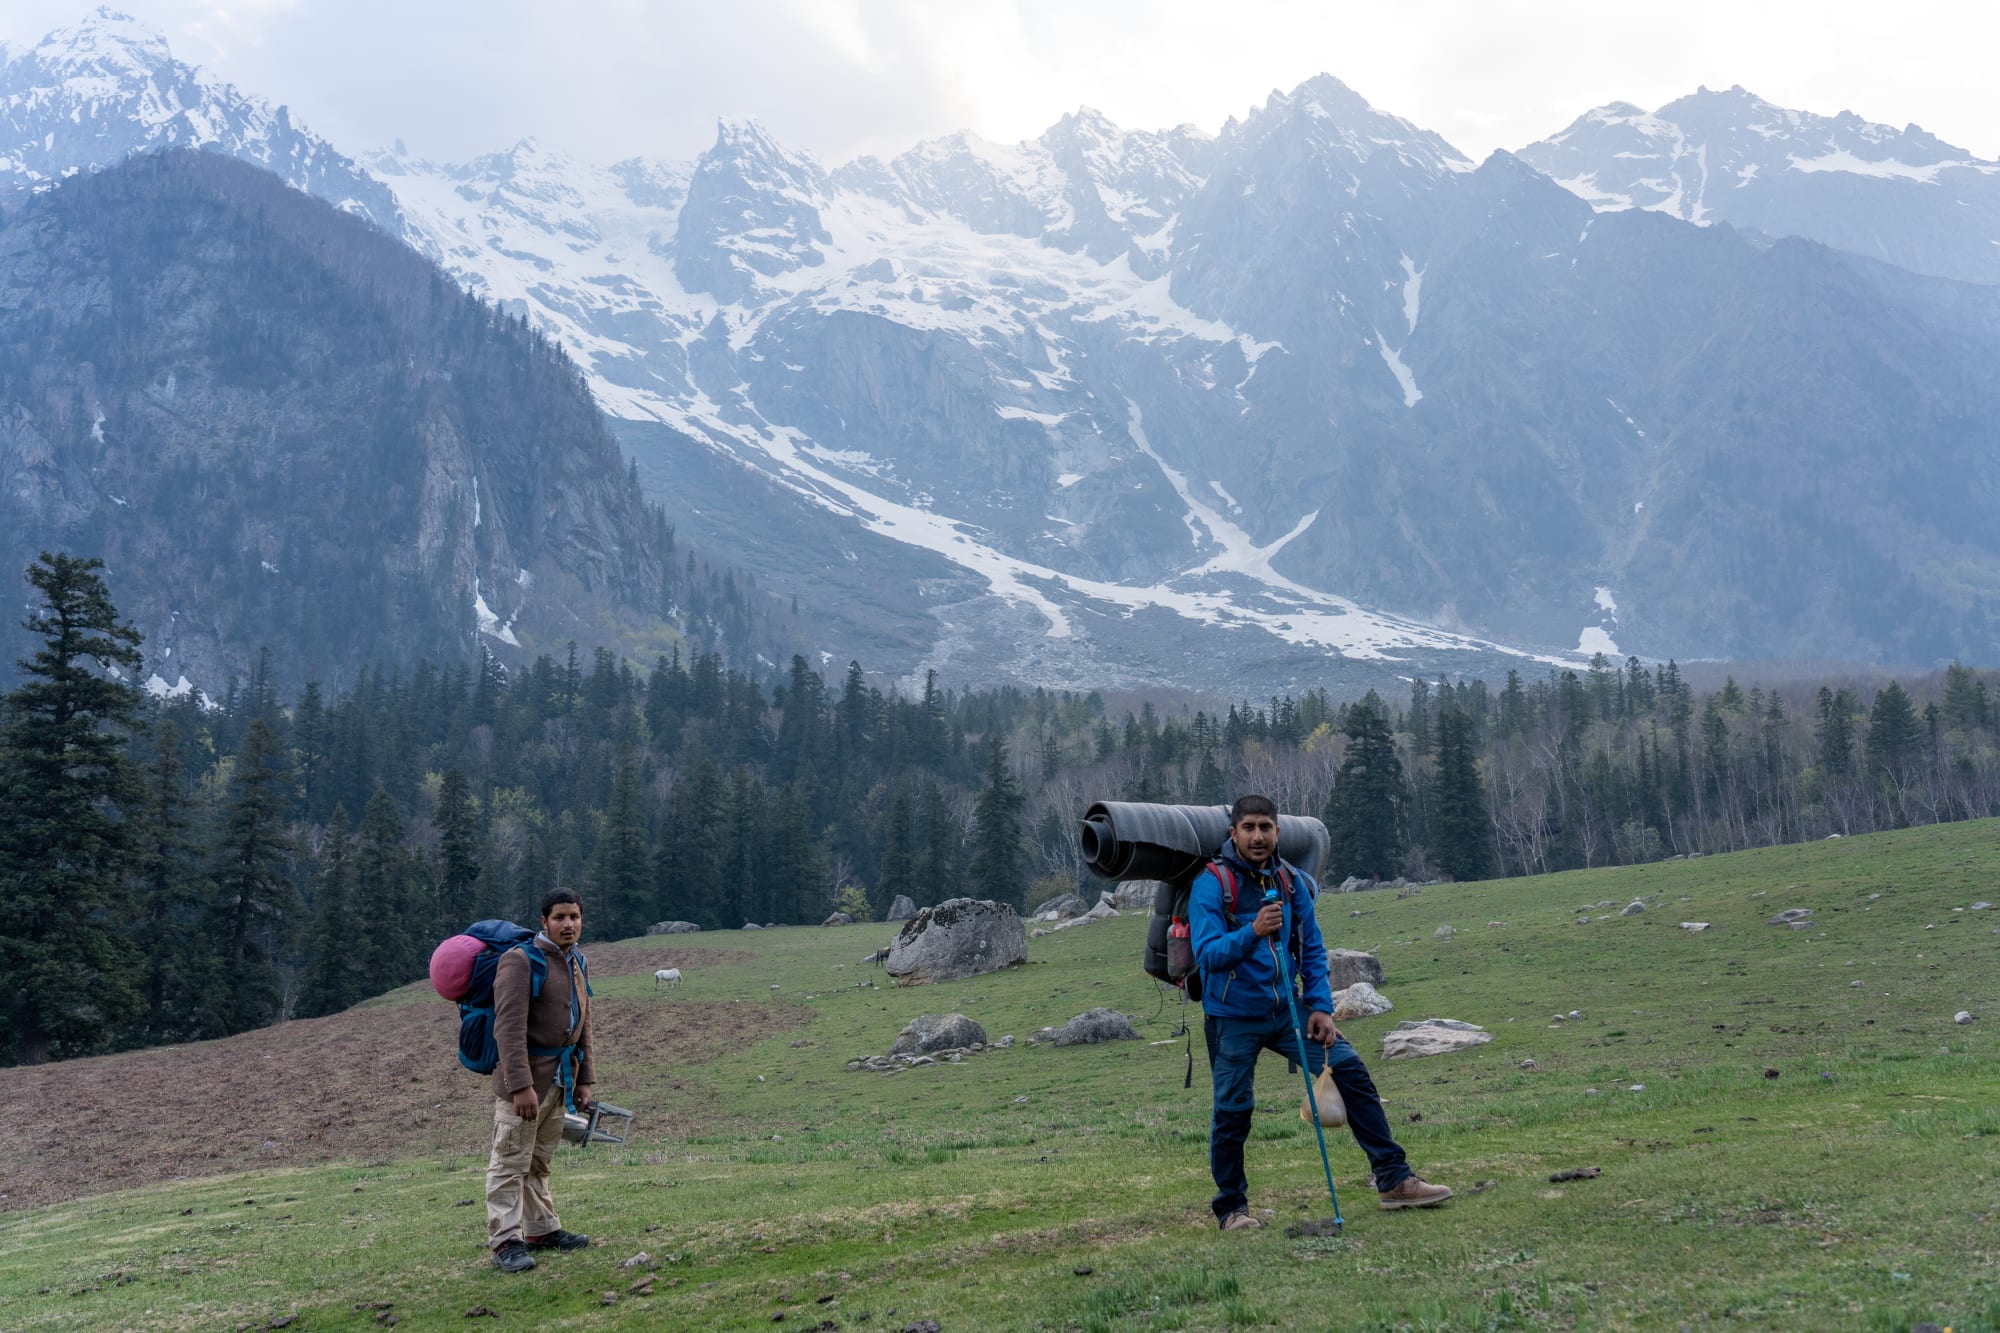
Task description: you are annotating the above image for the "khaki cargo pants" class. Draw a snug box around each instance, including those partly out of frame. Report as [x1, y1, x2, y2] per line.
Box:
[485, 1090, 565, 1248]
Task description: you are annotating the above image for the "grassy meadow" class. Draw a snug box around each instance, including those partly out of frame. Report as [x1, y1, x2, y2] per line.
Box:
[3, 820, 1997, 1331]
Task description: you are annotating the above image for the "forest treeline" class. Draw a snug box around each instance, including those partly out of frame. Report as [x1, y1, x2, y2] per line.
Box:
[3, 551, 1997, 1065]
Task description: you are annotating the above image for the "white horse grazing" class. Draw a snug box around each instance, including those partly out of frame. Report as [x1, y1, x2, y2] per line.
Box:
[654, 967, 683, 992]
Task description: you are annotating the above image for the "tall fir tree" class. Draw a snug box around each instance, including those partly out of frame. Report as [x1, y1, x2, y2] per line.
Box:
[874, 781, 917, 920]
[1428, 707, 1492, 882]
[131, 718, 207, 1044]
[0, 553, 147, 1063]
[204, 716, 300, 1036]
[1322, 692, 1409, 881]
[971, 737, 1029, 908]
[296, 810, 366, 1017]
[585, 746, 650, 939]
[433, 768, 482, 929]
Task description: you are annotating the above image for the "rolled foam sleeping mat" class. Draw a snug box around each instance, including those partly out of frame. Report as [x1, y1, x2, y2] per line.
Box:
[1079, 801, 1330, 884]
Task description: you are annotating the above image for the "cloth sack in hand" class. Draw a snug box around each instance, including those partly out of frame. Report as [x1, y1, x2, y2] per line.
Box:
[1300, 1061, 1348, 1127]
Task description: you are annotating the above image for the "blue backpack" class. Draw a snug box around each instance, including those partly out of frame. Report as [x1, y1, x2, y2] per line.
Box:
[442, 920, 590, 1084]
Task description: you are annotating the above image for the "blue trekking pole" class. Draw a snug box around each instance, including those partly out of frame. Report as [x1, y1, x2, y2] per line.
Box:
[1267, 885, 1344, 1230]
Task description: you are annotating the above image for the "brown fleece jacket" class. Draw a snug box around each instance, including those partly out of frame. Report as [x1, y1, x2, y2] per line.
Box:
[490, 936, 595, 1100]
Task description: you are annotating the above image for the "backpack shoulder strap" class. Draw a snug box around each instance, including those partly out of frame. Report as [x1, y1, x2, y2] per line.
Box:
[1208, 861, 1239, 918]
[521, 939, 548, 998]
[574, 947, 592, 997]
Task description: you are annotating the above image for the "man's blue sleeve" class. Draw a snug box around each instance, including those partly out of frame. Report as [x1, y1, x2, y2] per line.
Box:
[1292, 870, 1335, 1014]
[1190, 868, 1259, 973]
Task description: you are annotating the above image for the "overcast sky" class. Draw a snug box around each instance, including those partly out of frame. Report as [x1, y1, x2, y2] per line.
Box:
[6, 1, 1996, 167]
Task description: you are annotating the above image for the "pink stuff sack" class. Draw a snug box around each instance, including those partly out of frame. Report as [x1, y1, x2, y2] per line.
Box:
[430, 934, 485, 1001]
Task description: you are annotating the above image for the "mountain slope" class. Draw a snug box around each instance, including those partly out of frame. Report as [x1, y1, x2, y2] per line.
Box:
[0, 150, 678, 695]
[1519, 86, 2000, 286]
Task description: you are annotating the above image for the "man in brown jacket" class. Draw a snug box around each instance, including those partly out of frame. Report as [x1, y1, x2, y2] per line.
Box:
[487, 888, 595, 1272]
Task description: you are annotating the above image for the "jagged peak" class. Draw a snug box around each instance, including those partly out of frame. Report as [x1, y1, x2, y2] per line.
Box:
[29, 5, 172, 72]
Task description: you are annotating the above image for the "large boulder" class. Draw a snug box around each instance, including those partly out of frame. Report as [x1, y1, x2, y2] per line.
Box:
[886, 894, 918, 921]
[1032, 892, 1090, 920]
[1327, 949, 1384, 989]
[646, 920, 701, 936]
[822, 911, 854, 927]
[1331, 981, 1394, 1020]
[1110, 880, 1157, 910]
[1381, 1019, 1492, 1059]
[890, 1013, 987, 1055]
[884, 898, 1027, 985]
[1048, 1008, 1139, 1046]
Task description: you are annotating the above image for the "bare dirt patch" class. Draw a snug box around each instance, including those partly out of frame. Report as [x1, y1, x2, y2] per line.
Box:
[0, 994, 810, 1213]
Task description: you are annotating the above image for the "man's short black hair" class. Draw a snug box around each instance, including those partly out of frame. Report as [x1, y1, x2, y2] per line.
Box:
[1229, 794, 1278, 824]
[540, 887, 582, 919]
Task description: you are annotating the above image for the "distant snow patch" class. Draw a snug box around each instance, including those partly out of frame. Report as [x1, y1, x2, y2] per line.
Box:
[1787, 149, 1954, 183]
[145, 673, 198, 701]
[996, 406, 1067, 427]
[1399, 254, 1424, 335]
[1208, 480, 1241, 512]
[1056, 472, 1084, 488]
[1578, 626, 1621, 656]
[475, 590, 521, 647]
[1594, 586, 1619, 616]
[1374, 332, 1422, 407]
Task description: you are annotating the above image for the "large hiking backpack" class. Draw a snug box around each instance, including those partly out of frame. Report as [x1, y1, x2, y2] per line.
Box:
[429, 920, 589, 1077]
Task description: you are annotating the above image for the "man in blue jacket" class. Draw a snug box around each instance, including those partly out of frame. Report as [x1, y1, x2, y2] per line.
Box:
[1191, 794, 1452, 1230]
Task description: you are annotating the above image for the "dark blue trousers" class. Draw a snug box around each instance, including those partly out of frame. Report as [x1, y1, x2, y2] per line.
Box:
[1203, 1011, 1411, 1223]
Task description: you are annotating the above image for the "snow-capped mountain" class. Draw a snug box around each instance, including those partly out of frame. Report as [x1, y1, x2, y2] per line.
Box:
[0, 7, 406, 237]
[10, 10, 1999, 689]
[1519, 86, 2000, 286]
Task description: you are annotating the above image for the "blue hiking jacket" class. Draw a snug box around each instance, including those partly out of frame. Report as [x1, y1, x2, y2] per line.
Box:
[1189, 839, 1333, 1021]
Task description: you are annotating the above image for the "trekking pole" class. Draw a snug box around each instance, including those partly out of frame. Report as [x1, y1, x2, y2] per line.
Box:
[1267, 887, 1344, 1228]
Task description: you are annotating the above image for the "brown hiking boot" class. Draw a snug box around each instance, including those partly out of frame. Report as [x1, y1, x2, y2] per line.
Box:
[1220, 1209, 1265, 1231]
[1378, 1176, 1454, 1210]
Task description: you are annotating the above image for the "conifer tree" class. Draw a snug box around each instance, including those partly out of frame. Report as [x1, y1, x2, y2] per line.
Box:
[434, 768, 481, 928]
[1322, 692, 1409, 881]
[131, 719, 207, 1043]
[585, 747, 649, 938]
[1429, 707, 1492, 882]
[972, 738, 1029, 908]
[205, 716, 300, 1036]
[297, 810, 365, 1017]
[353, 787, 418, 982]
[0, 553, 146, 1063]
[917, 779, 961, 904]
[875, 781, 917, 920]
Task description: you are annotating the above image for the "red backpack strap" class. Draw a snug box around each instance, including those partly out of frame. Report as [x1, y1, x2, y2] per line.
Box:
[1208, 861, 1239, 919]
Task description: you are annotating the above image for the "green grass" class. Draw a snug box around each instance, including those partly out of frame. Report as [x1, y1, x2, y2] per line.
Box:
[5, 820, 2000, 1330]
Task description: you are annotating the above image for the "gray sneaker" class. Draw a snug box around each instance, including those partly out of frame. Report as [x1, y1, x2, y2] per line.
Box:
[1220, 1209, 1265, 1231]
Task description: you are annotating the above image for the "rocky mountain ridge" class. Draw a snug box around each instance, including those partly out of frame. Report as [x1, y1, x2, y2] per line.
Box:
[8, 11, 1999, 688]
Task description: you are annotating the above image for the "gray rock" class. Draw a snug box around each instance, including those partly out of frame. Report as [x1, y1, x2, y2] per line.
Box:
[1048, 1008, 1139, 1046]
[1331, 980, 1394, 1019]
[1433, 924, 1456, 940]
[1337, 876, 1372, 892]
[646, 920, 701, 936]
[1085, 900, 1121, 920]
[1956, 1011, 1975, 1025]
[1381, 1018, 1494, 1059]
[1031, 892, 1090, 920]
[891, 1013, 988, 1055]
[1110, 880, 1158, 910]
[1767, 908, 1814, 925]
[1971, 902, 1992, 911]
[886, 894, 918, 921]
[1680, 922, 1711, 932]
[822, 911, 854, 927]
[1327, 949, 1385, 989]
[884, 897, 1027, 985]
[741, 922, 763, 930]
[1620, 900, 1646, 916]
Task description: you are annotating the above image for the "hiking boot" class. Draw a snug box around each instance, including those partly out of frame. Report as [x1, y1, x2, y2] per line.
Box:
[1378, 1176, 1454, 1210]
[524, 1228, 590, 1251]
[491, 1240, 536, 1272]
[1220, 1209, 1264, 1231]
